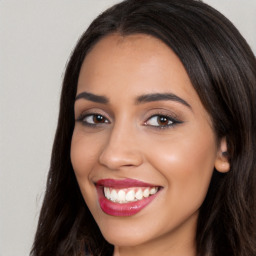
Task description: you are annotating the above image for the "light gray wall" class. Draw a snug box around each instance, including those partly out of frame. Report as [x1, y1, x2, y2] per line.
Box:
[0, 1, 255, 255]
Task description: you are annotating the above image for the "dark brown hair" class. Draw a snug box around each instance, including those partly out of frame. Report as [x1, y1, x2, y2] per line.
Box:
[31, 0, 256, 255]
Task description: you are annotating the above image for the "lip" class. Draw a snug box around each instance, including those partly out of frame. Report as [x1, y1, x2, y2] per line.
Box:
[96, 178, 161, 216]
[96, 178, 158, 188]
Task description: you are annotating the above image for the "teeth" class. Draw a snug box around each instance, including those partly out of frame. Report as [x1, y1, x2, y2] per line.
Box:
[117, 190, 126, 203]
[104, 187, 111, 200]
[110, 189, 118, 201]
[103, 186, 159, 203]
[150, 187, 157, 195]
[143, 188, 150, 198]
[126, 190, 135, 202]
[135, 189, 143, 200]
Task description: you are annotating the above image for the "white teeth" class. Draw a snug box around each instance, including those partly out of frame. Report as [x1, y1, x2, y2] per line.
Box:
[143, 188, 150, 198]
[104, 187, 111, 200]
[135, 189, 143, 200]
[110, 189, 118, 201]
[103, 187, 159, 203]
[117, 190, 126, 202]
[150, 187, 157, 195]
[126, 190, 135, 202]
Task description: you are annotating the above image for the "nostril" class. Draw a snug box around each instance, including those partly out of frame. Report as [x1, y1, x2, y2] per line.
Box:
[98, 130, 143, 169]
[99, 147, 143, 170]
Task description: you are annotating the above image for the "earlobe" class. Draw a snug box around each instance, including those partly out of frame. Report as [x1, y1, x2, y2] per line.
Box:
[214, 138, 230, 173]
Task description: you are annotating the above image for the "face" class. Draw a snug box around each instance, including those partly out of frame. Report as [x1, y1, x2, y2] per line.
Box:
[71, 34, 226, 254]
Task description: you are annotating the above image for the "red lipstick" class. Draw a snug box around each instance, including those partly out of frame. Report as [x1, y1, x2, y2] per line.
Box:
[96, 178, 157, 188]
[96, 178, 160, 216]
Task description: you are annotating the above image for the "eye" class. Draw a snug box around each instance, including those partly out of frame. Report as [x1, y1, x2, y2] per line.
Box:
[145, 115, 177, 128]
[77, 113, 110, 126]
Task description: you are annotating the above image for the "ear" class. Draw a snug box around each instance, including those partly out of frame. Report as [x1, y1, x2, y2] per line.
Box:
[214, 137, 230, 173]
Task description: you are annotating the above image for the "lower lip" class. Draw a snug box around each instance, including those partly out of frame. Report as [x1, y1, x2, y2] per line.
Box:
[97, 187, 158, 216]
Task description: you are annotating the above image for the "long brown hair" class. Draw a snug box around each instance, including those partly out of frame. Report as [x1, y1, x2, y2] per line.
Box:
[31, 0, 256, 255]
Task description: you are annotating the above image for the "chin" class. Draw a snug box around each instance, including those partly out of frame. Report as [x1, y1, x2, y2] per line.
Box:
[95, 216, 156, 247]
[102, 230, 150, 247]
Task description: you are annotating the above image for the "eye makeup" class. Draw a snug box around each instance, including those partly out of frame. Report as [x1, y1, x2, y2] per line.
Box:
[76, 112, 110, 128]
[144, 113, 182, 129]
[75, 110, 183, 130]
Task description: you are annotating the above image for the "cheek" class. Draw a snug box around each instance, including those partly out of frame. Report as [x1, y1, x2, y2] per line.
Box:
[70, 130, 103, 218]
[146, 132, 217, 207]
[70, 130, 101, 177]
[70, 130, 102, 202]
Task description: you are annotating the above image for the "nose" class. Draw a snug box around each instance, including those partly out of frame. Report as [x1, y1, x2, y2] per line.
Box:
[99, 124, 143, 170]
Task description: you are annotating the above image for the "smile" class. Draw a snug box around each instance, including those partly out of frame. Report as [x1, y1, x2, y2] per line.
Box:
[96, 179, 161, 216]
[104, 186, 159, 203]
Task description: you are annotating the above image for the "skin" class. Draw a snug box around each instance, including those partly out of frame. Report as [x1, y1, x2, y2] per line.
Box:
[71, 34, 230, 256]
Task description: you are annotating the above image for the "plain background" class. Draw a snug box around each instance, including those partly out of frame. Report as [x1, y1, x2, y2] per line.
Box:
[0, 1, 255, 255]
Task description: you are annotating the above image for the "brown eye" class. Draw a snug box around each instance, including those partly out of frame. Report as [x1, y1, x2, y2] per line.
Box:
[93, 114, 107, 123]
[145, 115, 175, 128]
[157, 116, 169, 126]
[80, 114, 109, 126]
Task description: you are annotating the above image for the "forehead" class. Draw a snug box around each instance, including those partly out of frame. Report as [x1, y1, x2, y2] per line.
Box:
[76, 33, 212, 127]
[78, 33, 193, 95]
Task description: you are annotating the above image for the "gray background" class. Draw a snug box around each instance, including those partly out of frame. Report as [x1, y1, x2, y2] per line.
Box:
[1, 1, 255, 255]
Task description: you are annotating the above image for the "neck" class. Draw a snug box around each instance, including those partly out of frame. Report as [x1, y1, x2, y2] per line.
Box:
[113, 225, 197, 256]
[113, 241, 196, 256]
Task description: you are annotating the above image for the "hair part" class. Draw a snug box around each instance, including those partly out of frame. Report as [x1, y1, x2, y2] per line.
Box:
[31, 0, 256, 255]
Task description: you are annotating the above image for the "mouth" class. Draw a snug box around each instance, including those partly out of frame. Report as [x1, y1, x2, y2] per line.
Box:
[103, 186, 159, 203]
[96, 179, 162, 216]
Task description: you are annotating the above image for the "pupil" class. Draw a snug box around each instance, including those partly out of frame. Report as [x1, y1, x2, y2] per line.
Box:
[158, 116, 168, 125]
[94, 115, 104, 123]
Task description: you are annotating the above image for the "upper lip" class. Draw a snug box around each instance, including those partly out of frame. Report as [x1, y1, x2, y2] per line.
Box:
[96, 178, 160, 189]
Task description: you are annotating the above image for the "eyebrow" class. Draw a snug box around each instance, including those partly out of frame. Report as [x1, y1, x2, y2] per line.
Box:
[75, 91, 191, 109]
[136, 93, 191, 109]
[75, 92, 109, 104]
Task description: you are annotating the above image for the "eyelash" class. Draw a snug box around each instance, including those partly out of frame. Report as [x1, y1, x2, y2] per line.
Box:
[144, 114, 182, 129]
[76, 113, 182, 129]
[76, 113, 110, 127]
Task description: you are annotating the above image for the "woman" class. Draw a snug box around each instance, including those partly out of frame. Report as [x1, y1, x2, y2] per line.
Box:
[31, 0, 256, 255]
